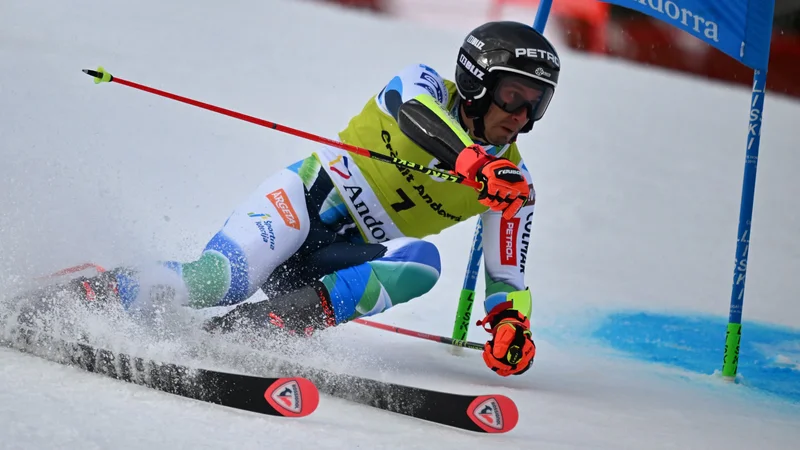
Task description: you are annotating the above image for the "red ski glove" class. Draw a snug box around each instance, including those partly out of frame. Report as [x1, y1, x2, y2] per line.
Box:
[455, 144, 530, 220]
[476, 301, 536, 377]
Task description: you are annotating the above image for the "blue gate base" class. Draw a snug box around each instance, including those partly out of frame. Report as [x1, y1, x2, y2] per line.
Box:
[592, 311, 800, 404]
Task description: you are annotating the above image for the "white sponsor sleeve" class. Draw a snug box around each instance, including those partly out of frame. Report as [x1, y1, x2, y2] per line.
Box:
[481, 159, 535, 301]
[375, 63, 449, 119]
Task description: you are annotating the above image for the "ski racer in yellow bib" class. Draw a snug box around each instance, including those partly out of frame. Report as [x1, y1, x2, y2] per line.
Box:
[14, 21, 560, 378]
[334, 75, 518, 240]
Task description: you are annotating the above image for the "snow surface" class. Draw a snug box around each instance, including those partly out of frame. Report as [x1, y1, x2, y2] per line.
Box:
[1, 0, 799, 448]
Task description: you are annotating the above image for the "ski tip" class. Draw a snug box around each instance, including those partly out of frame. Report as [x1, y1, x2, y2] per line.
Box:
[466, 394, 519, 433]
[264, 377, 319, 418]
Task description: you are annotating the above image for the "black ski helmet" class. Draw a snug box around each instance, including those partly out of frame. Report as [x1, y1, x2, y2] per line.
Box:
[455, 21, 560, 142]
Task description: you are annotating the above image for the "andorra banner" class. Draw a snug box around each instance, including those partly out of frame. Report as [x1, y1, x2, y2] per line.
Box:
[600, 0, 775, 70]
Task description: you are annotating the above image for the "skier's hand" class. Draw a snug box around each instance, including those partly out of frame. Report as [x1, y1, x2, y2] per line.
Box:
[454, 144, 529, 220]
[476, 301, 536, 377]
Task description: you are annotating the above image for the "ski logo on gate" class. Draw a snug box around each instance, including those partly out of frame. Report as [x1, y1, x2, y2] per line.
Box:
[269, 380, 303, 414]
[472, 397, 503, 430]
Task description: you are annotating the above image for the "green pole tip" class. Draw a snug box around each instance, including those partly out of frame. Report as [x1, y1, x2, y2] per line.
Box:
[82, 66, 113, 84]
[721, 322, 742, 378]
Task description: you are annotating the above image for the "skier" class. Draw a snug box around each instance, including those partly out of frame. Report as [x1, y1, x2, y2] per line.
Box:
[15, 21, 560, 377]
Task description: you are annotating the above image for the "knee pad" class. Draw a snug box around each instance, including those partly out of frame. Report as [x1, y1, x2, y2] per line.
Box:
[323, 238, 441, 322]
[377, 237, 442, 279]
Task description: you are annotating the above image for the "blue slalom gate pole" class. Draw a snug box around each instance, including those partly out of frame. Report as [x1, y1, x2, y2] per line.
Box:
[451, 218, 484, 349]
[722, 68, 768, 380]
[533, 0, 553, 32]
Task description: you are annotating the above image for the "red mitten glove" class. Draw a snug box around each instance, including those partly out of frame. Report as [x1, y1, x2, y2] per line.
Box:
[455, 144, 530, 220]
[476, 301, 536, 377]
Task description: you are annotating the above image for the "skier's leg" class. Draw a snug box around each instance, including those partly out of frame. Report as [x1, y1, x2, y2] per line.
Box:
[117, 163, 326, 318]
[318, 237, 441, 321]
[206, 236, 442, 335]
[12, 157, 327, 324]
[168, 153, 360, 309]
[101, 152, 358, 317]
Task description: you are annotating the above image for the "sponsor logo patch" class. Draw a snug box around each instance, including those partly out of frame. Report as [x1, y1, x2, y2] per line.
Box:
[267, 189, 301, 230]
[501, 217, 520, 265]
[328, 155, 352, 179]
[248, 212, 276, 250]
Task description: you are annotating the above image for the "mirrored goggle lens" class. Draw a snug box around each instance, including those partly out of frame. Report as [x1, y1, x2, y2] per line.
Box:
[492, 75, 554, 121]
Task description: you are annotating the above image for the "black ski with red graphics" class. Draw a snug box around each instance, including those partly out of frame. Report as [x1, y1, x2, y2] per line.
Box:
[1, 326, 319, 418]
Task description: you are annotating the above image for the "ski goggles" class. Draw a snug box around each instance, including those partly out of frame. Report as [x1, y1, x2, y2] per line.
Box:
[492, 73, 555, 122]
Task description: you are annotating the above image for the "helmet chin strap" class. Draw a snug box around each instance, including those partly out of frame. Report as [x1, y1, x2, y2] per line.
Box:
[472, 116, 488, 144]
[457, 100, 491, 146]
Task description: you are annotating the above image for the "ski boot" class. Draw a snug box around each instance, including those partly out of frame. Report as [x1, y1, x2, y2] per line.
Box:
[12, 267, 133, 330]
[203, 280, 337, 338]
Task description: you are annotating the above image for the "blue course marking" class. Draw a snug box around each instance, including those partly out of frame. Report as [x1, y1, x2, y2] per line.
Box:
[592, 311, 800, 404]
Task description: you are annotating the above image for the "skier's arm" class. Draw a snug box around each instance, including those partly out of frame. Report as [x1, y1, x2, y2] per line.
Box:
[376, 63, 449, 120]
[480, 159, 535, 316]
[376, 63, 471, 168]
[395, 95, 530, 220]
[376, 64, 530, 220]
[474, 159, 536, 377]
